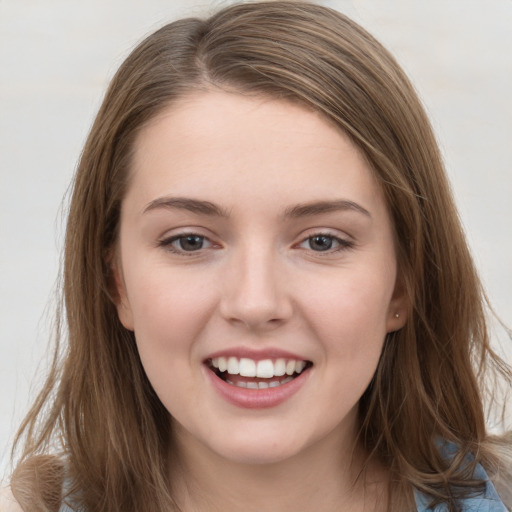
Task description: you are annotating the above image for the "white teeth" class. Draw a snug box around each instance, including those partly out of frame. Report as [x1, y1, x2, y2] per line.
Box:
[274, 358, 286, 376]
[226, 377, 296, 389]
[218, 357, 227, 372]
[256, 359, 274, 378]
[212, 357, 229, 371]
[295, 360, 306, 373]
[227, 357, 239, 375]
[285, 360, 296, 375]
[212, 357, 309, 378]
[239, 358, 257, 377]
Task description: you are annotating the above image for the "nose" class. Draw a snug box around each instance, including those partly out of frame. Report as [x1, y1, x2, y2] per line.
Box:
[219, 242, 293, 331]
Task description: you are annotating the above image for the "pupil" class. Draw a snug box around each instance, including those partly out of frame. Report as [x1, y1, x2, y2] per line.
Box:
[310, 235, 332, 251]
[180, 235, 203, 251]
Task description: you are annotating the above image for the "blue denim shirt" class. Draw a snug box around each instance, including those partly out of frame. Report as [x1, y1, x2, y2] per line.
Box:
[414, 456, 508, 511]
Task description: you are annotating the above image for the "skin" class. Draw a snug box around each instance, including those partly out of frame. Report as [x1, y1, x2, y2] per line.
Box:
[114, 90, 407, 511]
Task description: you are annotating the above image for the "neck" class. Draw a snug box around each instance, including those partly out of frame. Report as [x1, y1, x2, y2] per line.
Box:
[169, 419, 388, 512]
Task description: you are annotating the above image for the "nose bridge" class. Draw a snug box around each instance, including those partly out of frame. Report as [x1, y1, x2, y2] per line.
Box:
[220, 237, 291, 329]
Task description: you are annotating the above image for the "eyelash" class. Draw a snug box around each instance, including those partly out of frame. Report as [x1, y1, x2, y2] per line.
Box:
[158, 233, 213, 255]
[297, 233, 354, 253]
[158, 232, 354, 256]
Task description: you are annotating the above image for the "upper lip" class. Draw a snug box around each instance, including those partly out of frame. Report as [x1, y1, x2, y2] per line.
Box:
[204, 347, 311, 363]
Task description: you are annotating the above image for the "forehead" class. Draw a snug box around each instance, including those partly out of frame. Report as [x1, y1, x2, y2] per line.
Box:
[127, 90, 386, 219]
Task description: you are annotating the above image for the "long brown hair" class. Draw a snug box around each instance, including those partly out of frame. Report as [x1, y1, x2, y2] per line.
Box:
[10, 2, 511, 511]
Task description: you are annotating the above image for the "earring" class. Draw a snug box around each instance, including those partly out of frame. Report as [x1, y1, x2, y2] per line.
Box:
[394, 313, 400, 318]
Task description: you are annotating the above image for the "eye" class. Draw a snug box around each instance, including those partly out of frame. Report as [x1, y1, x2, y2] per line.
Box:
[159, 233, 212, 253]
[299, 234, 353, 252]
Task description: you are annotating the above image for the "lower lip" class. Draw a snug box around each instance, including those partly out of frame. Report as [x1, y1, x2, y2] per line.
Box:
[205, 366, 311, 409]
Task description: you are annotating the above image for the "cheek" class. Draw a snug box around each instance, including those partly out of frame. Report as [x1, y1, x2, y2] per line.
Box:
[124, 269, 218, 410]
[122, 261, 217, 358]
[301, 267, 394, 357]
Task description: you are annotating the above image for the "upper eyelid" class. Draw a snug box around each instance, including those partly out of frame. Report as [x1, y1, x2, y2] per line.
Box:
[157, 226, 217, 241]
[159, 232, 214, 246]
[295, 228, 354, 243]
[298, 233, 353, 246]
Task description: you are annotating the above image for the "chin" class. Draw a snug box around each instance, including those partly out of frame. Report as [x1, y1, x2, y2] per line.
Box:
[209, 429, 309, 466]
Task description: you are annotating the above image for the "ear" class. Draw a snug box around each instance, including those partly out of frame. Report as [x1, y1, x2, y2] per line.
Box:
[386, 272, 409, 333]
[109, 252, 135, 331]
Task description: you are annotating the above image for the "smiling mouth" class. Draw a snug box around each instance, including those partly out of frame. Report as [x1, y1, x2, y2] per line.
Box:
[206, 357, 313, 389]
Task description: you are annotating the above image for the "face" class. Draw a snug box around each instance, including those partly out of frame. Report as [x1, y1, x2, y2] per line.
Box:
[114, 91, 406, 466]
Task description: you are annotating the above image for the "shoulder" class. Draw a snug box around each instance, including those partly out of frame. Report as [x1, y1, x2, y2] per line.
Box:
[6, 455, 76, 512]
[490, 456, 512, 511]
[0, 486, 76, 512]
[0, 487, 23, 512]
[492, 467, 512, 511]
[488, 435, 512, 510]
[414, 461, 510, 511]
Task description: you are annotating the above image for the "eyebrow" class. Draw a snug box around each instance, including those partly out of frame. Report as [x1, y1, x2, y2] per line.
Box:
[142, 196, 371, 219]
[284, 199, 371, 219]
[143, 196, 230, 217]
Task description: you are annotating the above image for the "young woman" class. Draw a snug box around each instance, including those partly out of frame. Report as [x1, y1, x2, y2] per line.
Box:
[3, 2, 511, 511]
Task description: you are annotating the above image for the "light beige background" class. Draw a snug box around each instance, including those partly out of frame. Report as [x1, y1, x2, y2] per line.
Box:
[1, 0, 511, 476]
